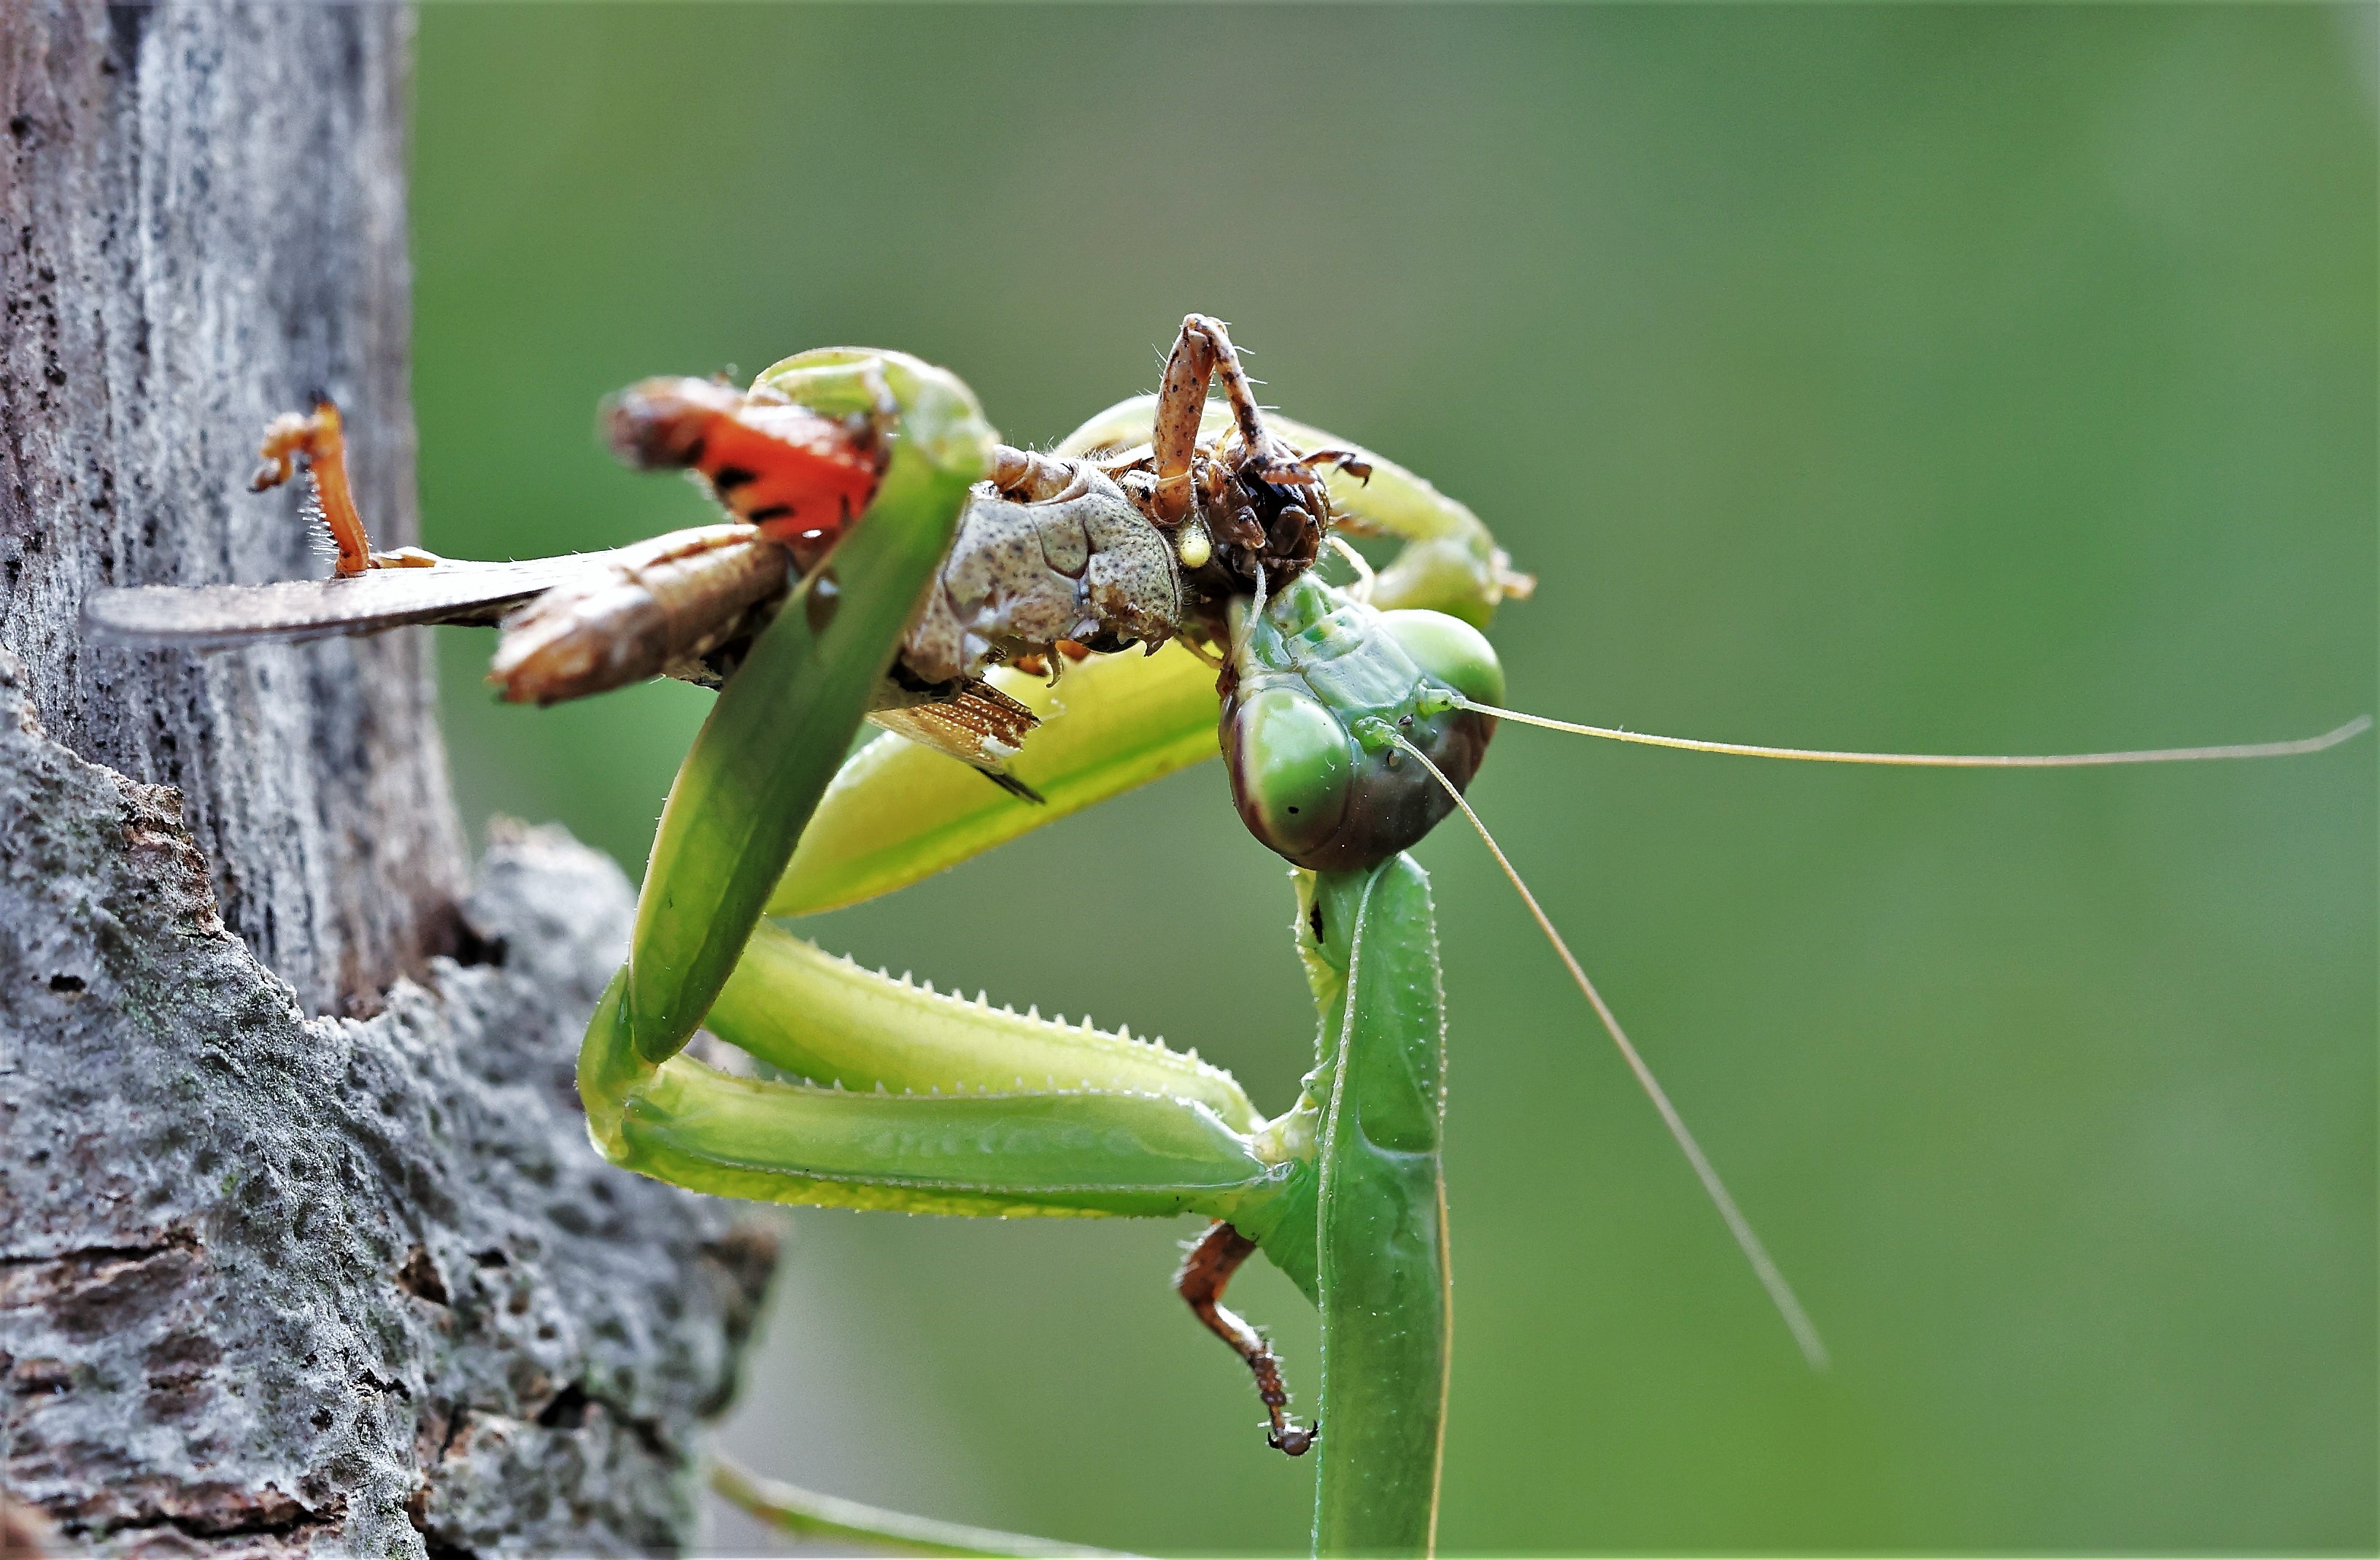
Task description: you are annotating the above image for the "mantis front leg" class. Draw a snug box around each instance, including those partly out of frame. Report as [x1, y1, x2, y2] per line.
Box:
[612, 347, 994, 1063]
[578, 346, 1305, 1224]
[578, 958, 1296, 1220]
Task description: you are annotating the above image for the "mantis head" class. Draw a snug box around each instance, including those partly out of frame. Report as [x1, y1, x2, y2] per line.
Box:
[1223, 573, 1504, 871]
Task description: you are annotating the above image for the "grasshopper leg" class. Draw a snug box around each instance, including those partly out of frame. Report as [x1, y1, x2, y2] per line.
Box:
[250, 399, 442, 576]
[486, 522, 787, 705]
[1175, 1219, 1316, 1457]
[252, 400, 371, 576]
[1152, 314, 1317, 530]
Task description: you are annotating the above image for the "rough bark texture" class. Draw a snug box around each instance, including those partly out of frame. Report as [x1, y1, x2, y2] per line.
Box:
[0, 668, 776, 1554]
[0, 6, 778, 1553]
[1, 0, 458, 1018]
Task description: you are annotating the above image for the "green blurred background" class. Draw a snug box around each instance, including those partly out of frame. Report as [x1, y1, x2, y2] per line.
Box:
[411, 7, 2375, 1553]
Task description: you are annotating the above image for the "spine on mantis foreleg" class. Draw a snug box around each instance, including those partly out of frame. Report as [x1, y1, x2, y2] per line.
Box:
[577, 901, 1307, 1225]
[1299, 857, 1450, 1559]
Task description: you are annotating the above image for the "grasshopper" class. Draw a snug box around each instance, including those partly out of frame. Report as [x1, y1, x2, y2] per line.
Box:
[88, 317, 2365, 1558]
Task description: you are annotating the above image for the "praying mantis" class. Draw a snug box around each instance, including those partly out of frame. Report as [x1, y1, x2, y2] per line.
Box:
[88, 316, 2365, 1559]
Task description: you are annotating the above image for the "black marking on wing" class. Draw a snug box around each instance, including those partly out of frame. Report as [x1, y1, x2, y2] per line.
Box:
[744, 503, 795, 524]
[710, 465, 758, 492]
[974, 766, 1048, 806]
[82, 555, 608, 650]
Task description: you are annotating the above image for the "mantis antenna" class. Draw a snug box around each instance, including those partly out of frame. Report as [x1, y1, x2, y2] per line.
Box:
[1446, 699, 2373, 768]
[1389, 734, 1831, 1372]
[1393, 698, 2368, 1367]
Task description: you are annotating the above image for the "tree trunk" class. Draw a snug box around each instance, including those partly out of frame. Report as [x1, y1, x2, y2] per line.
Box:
[1, 0, 454, 1016]
[0, 6, 776, 1553]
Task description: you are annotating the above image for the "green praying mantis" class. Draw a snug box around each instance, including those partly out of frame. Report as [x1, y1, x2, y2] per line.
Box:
[573, 333, 1502, 1556]
[88, 316, 2368, 1559]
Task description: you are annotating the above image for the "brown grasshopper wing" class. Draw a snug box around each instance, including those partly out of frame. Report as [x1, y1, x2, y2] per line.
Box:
[866, 678, 1046, 803]
[81, 554, 608, 652]
[489, 525, 789, 705]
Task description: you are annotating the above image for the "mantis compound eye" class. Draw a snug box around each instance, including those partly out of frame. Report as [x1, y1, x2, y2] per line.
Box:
[1375, 609, 1504, 713]
[1231, 686, 1357, 862]
[1223, 580, 1505, 871]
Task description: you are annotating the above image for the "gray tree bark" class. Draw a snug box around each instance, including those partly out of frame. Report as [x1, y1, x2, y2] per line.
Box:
[0, 6, 777, 1553]
[2, 0, 455, 1016]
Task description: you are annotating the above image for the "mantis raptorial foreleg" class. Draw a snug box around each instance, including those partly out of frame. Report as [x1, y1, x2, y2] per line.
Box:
[709, 922, 1257, 1122]
[610, 348, 993, 1065]
[580, 969, 1291, 1221]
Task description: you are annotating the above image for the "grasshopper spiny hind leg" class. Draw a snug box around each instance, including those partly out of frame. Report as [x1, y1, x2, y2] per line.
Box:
[250, 400, 369, 576]
[250, 398, 441, 577]
[1175, 1220, 1316, 1457]
[1151, 314, 1332, 593]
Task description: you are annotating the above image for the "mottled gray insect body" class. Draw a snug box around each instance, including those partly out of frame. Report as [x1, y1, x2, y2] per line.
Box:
[903, 468, 1182, 684]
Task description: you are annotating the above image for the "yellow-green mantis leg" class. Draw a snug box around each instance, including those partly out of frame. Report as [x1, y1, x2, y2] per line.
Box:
[769, 643, 1221, 917]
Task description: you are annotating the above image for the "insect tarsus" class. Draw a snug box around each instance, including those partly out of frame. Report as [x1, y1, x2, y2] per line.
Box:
[1175, 1219, 1316, 1457]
